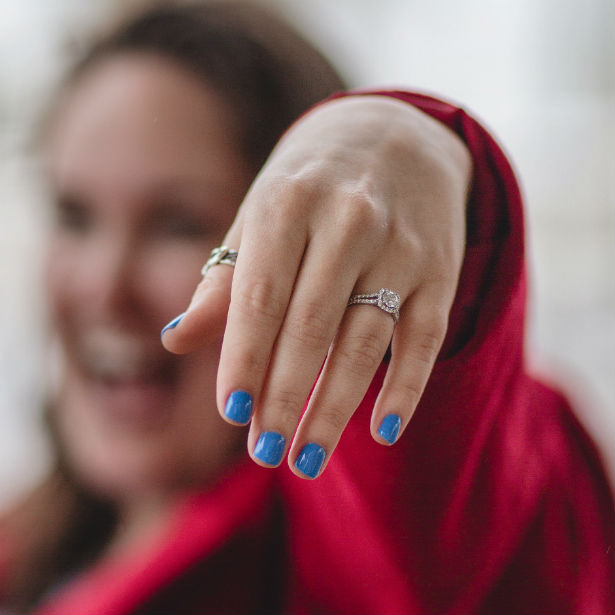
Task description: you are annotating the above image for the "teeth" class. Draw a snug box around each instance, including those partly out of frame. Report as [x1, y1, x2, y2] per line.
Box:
[79, 328, 167, 380]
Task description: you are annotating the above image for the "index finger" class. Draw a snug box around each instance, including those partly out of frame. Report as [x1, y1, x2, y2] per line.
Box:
[214, 197, 307, 424]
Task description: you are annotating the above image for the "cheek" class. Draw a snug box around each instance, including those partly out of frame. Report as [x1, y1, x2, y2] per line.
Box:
[138, 242, 212, 316]
[45, 240, 77, 321]
[44, 235, 105, 328]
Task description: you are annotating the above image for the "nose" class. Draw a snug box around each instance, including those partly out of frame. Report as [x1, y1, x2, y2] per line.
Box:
[79, 227, 140, 319]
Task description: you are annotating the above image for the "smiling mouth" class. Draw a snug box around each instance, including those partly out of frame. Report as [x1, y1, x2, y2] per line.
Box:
[73, 327, 181, 428]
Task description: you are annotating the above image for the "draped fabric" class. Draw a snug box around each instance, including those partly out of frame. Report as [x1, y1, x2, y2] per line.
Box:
[18, 91, 615, 615]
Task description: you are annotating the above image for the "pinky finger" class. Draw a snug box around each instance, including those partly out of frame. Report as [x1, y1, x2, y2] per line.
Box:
[370, 284, 451, 445]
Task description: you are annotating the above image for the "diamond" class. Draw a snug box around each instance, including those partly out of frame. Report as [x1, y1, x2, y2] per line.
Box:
[379, 289, 400, 310]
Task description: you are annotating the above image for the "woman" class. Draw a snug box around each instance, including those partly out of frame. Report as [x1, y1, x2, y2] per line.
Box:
[1, 2, 612, 613]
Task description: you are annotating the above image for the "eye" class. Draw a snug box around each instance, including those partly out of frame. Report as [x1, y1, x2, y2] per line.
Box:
[148, 203, 221, 241]
[53, 195, 94, 234]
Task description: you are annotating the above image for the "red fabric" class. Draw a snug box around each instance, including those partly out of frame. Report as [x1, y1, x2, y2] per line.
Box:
[26, 91, 615, 614]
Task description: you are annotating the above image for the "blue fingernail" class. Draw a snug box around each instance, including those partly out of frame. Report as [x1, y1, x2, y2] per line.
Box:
[294, 443, 326, 479]
[254, 431, 286, 466]
[224, 390, 253, 424]
[378, 413, 401, 444]
[161, 312, 186, 337]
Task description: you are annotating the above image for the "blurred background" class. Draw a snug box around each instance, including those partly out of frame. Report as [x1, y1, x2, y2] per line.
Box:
[1, 0, 613, 504]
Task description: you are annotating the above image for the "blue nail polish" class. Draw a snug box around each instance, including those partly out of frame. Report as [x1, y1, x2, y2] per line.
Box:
[161, 312, 186, 337]
[295, 443, 326, 478]
[224, 390, 253, 424]
[254, 431, 286, 466]
[378, 413, 401, 444]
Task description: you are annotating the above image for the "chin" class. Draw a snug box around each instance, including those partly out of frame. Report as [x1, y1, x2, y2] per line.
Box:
[52, 342, 242, 501]
[54, 385, 191, 501]
[61, 421, 180, 500]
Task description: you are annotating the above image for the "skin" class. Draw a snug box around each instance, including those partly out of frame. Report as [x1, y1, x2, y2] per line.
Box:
[46, 54, 253, 537]
[163, 96, 472, 478]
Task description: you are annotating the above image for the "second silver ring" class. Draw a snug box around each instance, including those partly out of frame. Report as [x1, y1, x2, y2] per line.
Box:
[347, 288, 401, 323]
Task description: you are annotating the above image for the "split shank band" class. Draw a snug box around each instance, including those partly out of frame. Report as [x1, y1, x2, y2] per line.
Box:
[201, 245, 401, 323]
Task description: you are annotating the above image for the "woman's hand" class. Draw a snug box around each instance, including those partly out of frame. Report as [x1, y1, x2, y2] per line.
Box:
[162, 95, 471, 478]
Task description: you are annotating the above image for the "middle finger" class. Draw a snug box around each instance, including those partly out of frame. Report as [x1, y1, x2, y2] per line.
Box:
[245, 235, 361, 468]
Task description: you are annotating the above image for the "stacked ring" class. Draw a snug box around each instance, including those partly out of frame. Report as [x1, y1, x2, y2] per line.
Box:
[347, 288, 401, 323]
[201, 245, 238, 276]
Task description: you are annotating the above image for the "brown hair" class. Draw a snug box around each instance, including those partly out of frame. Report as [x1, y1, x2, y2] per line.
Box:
[65, 1, 346, 172]
[2, 2, 345, 611]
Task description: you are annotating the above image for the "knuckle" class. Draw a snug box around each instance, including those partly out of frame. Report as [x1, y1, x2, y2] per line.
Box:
[338, 327, 387, 376]
[234, 279, 287, 322]
[245, 178, 314, 237]
[339, 192, 384, 236]
[424, 244, 460, 282]
[410, 329, 444, 367]
[317, 406, 349, 433]
[263, 176, 316, 222]
[393, 378, 423, 408]
[285, 174, 317, 205]
[421, 330, 443, 354]
[406, 302, 448, 348]
[231, 344, 269, 376]
[269, 388, 306, 429]
[388, 223, 421, 258]
[286, 302, 333, 350]
[421, 310, 448, 343]
[273, 198, 301, 228]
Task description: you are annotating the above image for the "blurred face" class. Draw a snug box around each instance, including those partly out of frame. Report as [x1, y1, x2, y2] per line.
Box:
[46, 54, 253, 501]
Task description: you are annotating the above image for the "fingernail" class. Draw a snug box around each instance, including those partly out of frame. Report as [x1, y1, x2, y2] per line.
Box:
[294, 443, 326, 479]
[254, 431, 286, 466]
[378, 413, 401, 444]
[224, 390, 253, 424]
[161, 312, 186, 337]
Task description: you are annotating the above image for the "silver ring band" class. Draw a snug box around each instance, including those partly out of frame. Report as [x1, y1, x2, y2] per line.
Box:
[347, 288, 401, 323]
[201, 246, 238, 276]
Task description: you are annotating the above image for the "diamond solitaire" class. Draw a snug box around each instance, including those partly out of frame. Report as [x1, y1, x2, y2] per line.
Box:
[347, 288, 401, 323]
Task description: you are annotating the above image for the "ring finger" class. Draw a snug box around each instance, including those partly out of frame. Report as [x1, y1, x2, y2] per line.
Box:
[286, 279, 409, 479]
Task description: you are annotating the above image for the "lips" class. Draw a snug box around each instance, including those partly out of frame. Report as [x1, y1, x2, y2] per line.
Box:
[72, 327, 180, 429]
[79, 329, 171, 378]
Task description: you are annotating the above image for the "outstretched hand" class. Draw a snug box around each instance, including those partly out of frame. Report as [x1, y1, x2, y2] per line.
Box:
[162, 95, 471, 478]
